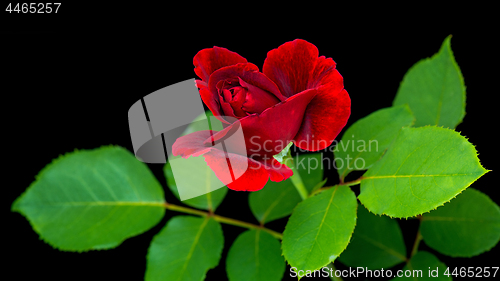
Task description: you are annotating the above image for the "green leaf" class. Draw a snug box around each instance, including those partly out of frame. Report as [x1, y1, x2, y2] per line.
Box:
[11, 146, 166, 251]
[145, 216, 224, 281]
[359, 126, 488, 218]
[335, 105, 414, 181]
[165, 161, 227, 211]
[282, 185, 357, 274]
[338, 204, 407, 269]
[249, 153, 324, 224]
[249, 179, 300, 225]
[391, 251, 451, 280]
[226, 229, 285, 281]
[393, 35, 465, 128]
[420, 188, 500, 257]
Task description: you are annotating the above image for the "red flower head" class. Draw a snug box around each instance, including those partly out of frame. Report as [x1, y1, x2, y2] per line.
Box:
[173, 39, 350, 191]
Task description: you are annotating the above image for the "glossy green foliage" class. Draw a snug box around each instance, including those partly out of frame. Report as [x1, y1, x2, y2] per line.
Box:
[393, 36, 465, 128]
[335, 105, 414, 181]
[11, 146, 166, 251]
[359, 126, 488, 218]
[249, 153, 324, 224]
[392, 251, 451, 280]
[338, 204, 407, 269]
[421, 188, 500, 257]
[282, 185, 357, 275]
[226, 230, 285, 281]
[10, 36, 497, 281]
[145, 216, 224, 281]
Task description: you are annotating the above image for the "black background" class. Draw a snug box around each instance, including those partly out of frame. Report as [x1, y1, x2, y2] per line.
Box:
[3, 4, 497, 281]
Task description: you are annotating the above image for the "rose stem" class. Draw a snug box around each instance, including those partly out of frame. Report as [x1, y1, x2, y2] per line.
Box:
[284, 150, 309, 200]
[339, 177, 363, 187]
[163, 202, 283, 240]
[310, 177, 364, 197]
[410, 215, 423, 257]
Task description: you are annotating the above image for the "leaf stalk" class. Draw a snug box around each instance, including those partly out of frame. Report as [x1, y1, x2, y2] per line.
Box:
[163, 202, 283, 240]
[410, 216, 423, 257]
[283, 150, 309, 200]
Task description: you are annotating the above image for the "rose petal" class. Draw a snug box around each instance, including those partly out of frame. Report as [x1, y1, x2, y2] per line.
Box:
[203, 149, 292, 191]
[172, 129, 292, 192]
[209, 63, 285, 103]
[196, 81, 228, 123]
[294, 88, 351, 151]
[311, 56, 343, 91]
[209, 63, 258, 93]
[172, 130, 215, 158]
[258, 157, 294, 182]
[239, 77, 281, 114]
[194, 49, 248, 124]
[263, 39, 343, 98]
[237, 72, 286, 102]
[194, 46, 247, 83]
[205, 63, 258, 121]
[228, 87, 248, 118]
[206, 88, 319, 158]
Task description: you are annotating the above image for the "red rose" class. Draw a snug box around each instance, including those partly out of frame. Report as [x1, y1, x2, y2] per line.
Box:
[173, 39, 350, 191]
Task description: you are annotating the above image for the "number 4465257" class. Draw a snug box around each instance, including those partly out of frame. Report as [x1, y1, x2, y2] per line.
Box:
[6, 3, 61, 13]
[444, 267, 499, 278]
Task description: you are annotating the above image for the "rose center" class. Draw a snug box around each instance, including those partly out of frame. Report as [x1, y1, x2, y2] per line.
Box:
[216, 77, 280, 119]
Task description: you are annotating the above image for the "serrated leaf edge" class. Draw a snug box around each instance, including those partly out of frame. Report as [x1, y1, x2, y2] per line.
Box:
[281, 186, 358, 278]
[338, 104, 415, 181]
[359, 126, 489, 219]
[145, 216, 224, 281]
[393, 35, 466, 129]
[420, 188, 500, 258]
[11, 145, 166, 252]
